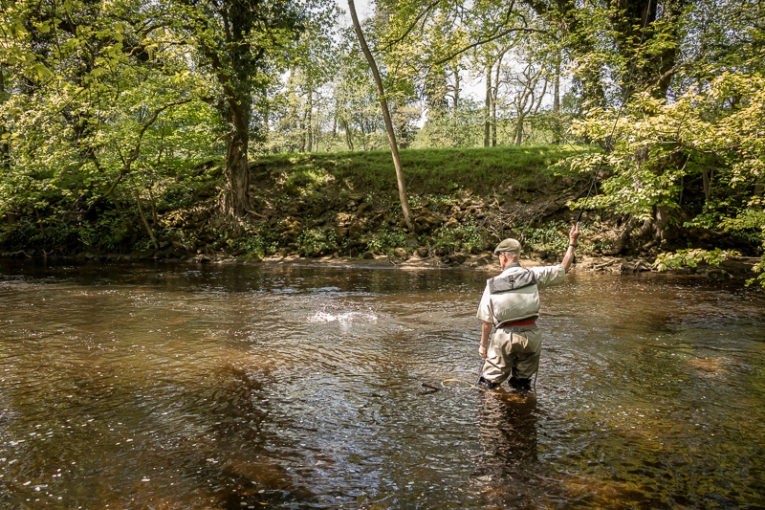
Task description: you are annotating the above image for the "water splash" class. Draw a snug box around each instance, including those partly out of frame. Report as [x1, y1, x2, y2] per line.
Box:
[308, 308, 378, 325]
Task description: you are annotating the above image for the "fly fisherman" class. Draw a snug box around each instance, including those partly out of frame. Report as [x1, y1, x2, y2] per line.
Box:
[476, 223, 580, 392]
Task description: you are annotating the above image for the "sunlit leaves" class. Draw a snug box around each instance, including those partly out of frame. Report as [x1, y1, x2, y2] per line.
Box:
[0, 0, 221, 251]
[653, 247, 742, 271]
[568, 68, 765, 283]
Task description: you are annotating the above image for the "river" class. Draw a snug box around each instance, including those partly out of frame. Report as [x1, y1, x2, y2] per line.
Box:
[1, 261, 763, 509]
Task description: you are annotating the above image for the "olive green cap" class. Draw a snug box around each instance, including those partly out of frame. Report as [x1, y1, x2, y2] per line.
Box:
[493, 238, 521, 255]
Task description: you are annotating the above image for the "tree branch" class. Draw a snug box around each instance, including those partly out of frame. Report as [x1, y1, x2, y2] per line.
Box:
[380, 0, 443, 51]
[431, 26, 545, 67]
[104, 98, 193, 199]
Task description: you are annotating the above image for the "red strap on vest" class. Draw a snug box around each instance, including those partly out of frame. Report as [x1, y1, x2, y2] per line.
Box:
[498, 318, 537, 328]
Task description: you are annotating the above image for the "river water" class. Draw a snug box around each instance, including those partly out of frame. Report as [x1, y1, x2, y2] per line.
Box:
[0, 261, 763, 509]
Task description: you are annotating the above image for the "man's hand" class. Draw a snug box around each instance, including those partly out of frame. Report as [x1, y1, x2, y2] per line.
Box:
[479, 321, 492, 358]
[562, 222, 580, 273]
[569, 222, 580, 245]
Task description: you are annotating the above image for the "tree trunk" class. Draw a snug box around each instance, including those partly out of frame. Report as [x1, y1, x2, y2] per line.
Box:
[222, 98, 251, 219]
[332, 99, 339, 136]
[341, 118, 354, 151]
[491, 98, 497, 147]
[527, 0, 605, 108]
[357, 118, 368, 150]
[262, 102, 270, 138]
[552, 53, 562, 144]
[300, 109, 307, 152]
[483, 64, 492, 147]
[610, 0, 685, 99]
[306, 88, 314, 152]
[135, 191, 159, 251]
[492, 60, 502, 147]
[0, 67, 9, 171]
[348, 0, 413, 230]
[451, 63, 460, 135]
[491, 83, 497, 146]
[553, 56, 561, 114]
[514, 114, 524, 146]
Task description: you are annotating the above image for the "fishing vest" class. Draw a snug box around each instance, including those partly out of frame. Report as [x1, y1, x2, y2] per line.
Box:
[487, 267, 540, 325]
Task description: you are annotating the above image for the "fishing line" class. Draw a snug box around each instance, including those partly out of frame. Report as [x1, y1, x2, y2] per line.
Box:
[573, 0, 654, 224]
[419, 359, 498, 394]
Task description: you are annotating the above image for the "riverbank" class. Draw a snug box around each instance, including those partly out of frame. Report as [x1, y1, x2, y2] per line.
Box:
[1, 146, 760, 284]
[255, 252, 759, 280]
[2, 246, 760, 285]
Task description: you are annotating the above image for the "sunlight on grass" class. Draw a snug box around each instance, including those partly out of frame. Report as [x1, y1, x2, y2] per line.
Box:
[255, 145, 589, 197]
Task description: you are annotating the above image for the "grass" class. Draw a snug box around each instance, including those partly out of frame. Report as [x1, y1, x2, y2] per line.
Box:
[241, 145, 593, 260]
[252, 145, 589, 198]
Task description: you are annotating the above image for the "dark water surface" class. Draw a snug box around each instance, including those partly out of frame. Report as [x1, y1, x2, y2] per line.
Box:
[1, 261, 763, 509]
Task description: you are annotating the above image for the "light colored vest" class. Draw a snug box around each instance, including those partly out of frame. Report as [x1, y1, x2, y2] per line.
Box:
[487, 266, 540, 324]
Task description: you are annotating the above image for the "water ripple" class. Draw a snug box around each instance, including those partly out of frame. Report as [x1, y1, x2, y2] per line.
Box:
[0, 265, 763, 508]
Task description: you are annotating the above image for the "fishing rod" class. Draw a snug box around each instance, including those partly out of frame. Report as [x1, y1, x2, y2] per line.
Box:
[574, 111, 619, 223]
[457, 4, 656, 397]
[573, 0, 654, 225]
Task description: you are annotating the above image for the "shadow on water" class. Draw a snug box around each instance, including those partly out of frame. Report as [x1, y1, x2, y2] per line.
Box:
[1, 261, 764, 508]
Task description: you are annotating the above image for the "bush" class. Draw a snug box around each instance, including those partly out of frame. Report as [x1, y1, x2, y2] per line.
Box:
[296, 228, 338, 257]
[653, 248, 741, 271]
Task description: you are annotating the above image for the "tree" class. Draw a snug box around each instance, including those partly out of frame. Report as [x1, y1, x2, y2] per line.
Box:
[273, 4, 339, 153]
[331, 33, 383, 151]
[347, 0, 413, 230]
[506, 61, 548, 145]
[567, 0, 765, 284]
[171, 0, 310, 220]
[370, 0, 545, 148]
[481, 45, 511, 147]
[524, 0, 688, 109]
[501, 30, 556, 146]
[0, 0, 221, 253]
[608, 0, 687, 100]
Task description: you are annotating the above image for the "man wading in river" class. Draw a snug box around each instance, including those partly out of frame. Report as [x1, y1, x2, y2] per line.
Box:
[476, 223, 580, 392]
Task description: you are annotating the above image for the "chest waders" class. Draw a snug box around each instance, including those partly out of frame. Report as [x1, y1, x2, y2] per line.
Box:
[477, 266, 540, 392]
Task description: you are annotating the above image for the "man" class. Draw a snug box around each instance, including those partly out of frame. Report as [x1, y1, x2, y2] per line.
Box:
[476, 223, 580, 392]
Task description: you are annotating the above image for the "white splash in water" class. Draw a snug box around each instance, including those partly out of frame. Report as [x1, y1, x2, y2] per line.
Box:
[309, 309, 378, 324]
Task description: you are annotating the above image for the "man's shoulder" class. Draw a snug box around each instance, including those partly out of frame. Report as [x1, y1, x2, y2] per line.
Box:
[488, 267, 537, 293]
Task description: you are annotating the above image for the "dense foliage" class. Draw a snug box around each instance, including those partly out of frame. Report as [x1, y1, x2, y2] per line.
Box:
[0, 0, 762, 283]
[565, 1, 764, 284]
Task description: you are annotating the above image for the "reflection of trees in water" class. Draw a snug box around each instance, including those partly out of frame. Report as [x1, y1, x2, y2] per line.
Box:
[474, 392, 539, 506]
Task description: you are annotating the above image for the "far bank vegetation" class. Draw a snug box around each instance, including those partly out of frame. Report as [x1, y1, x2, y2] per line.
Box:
[0, 0, 762, 284]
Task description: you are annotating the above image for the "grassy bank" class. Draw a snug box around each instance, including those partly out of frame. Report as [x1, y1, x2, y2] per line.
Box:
[232, 145, 593, 263]
[0, 145, 606, 264]
[3, 145, 761, 282]
[255, 145, 587, 197]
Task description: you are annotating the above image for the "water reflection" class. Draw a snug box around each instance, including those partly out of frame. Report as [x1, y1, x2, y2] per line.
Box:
[1, 261, 764, 508]
[474, 392, 539, 507]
